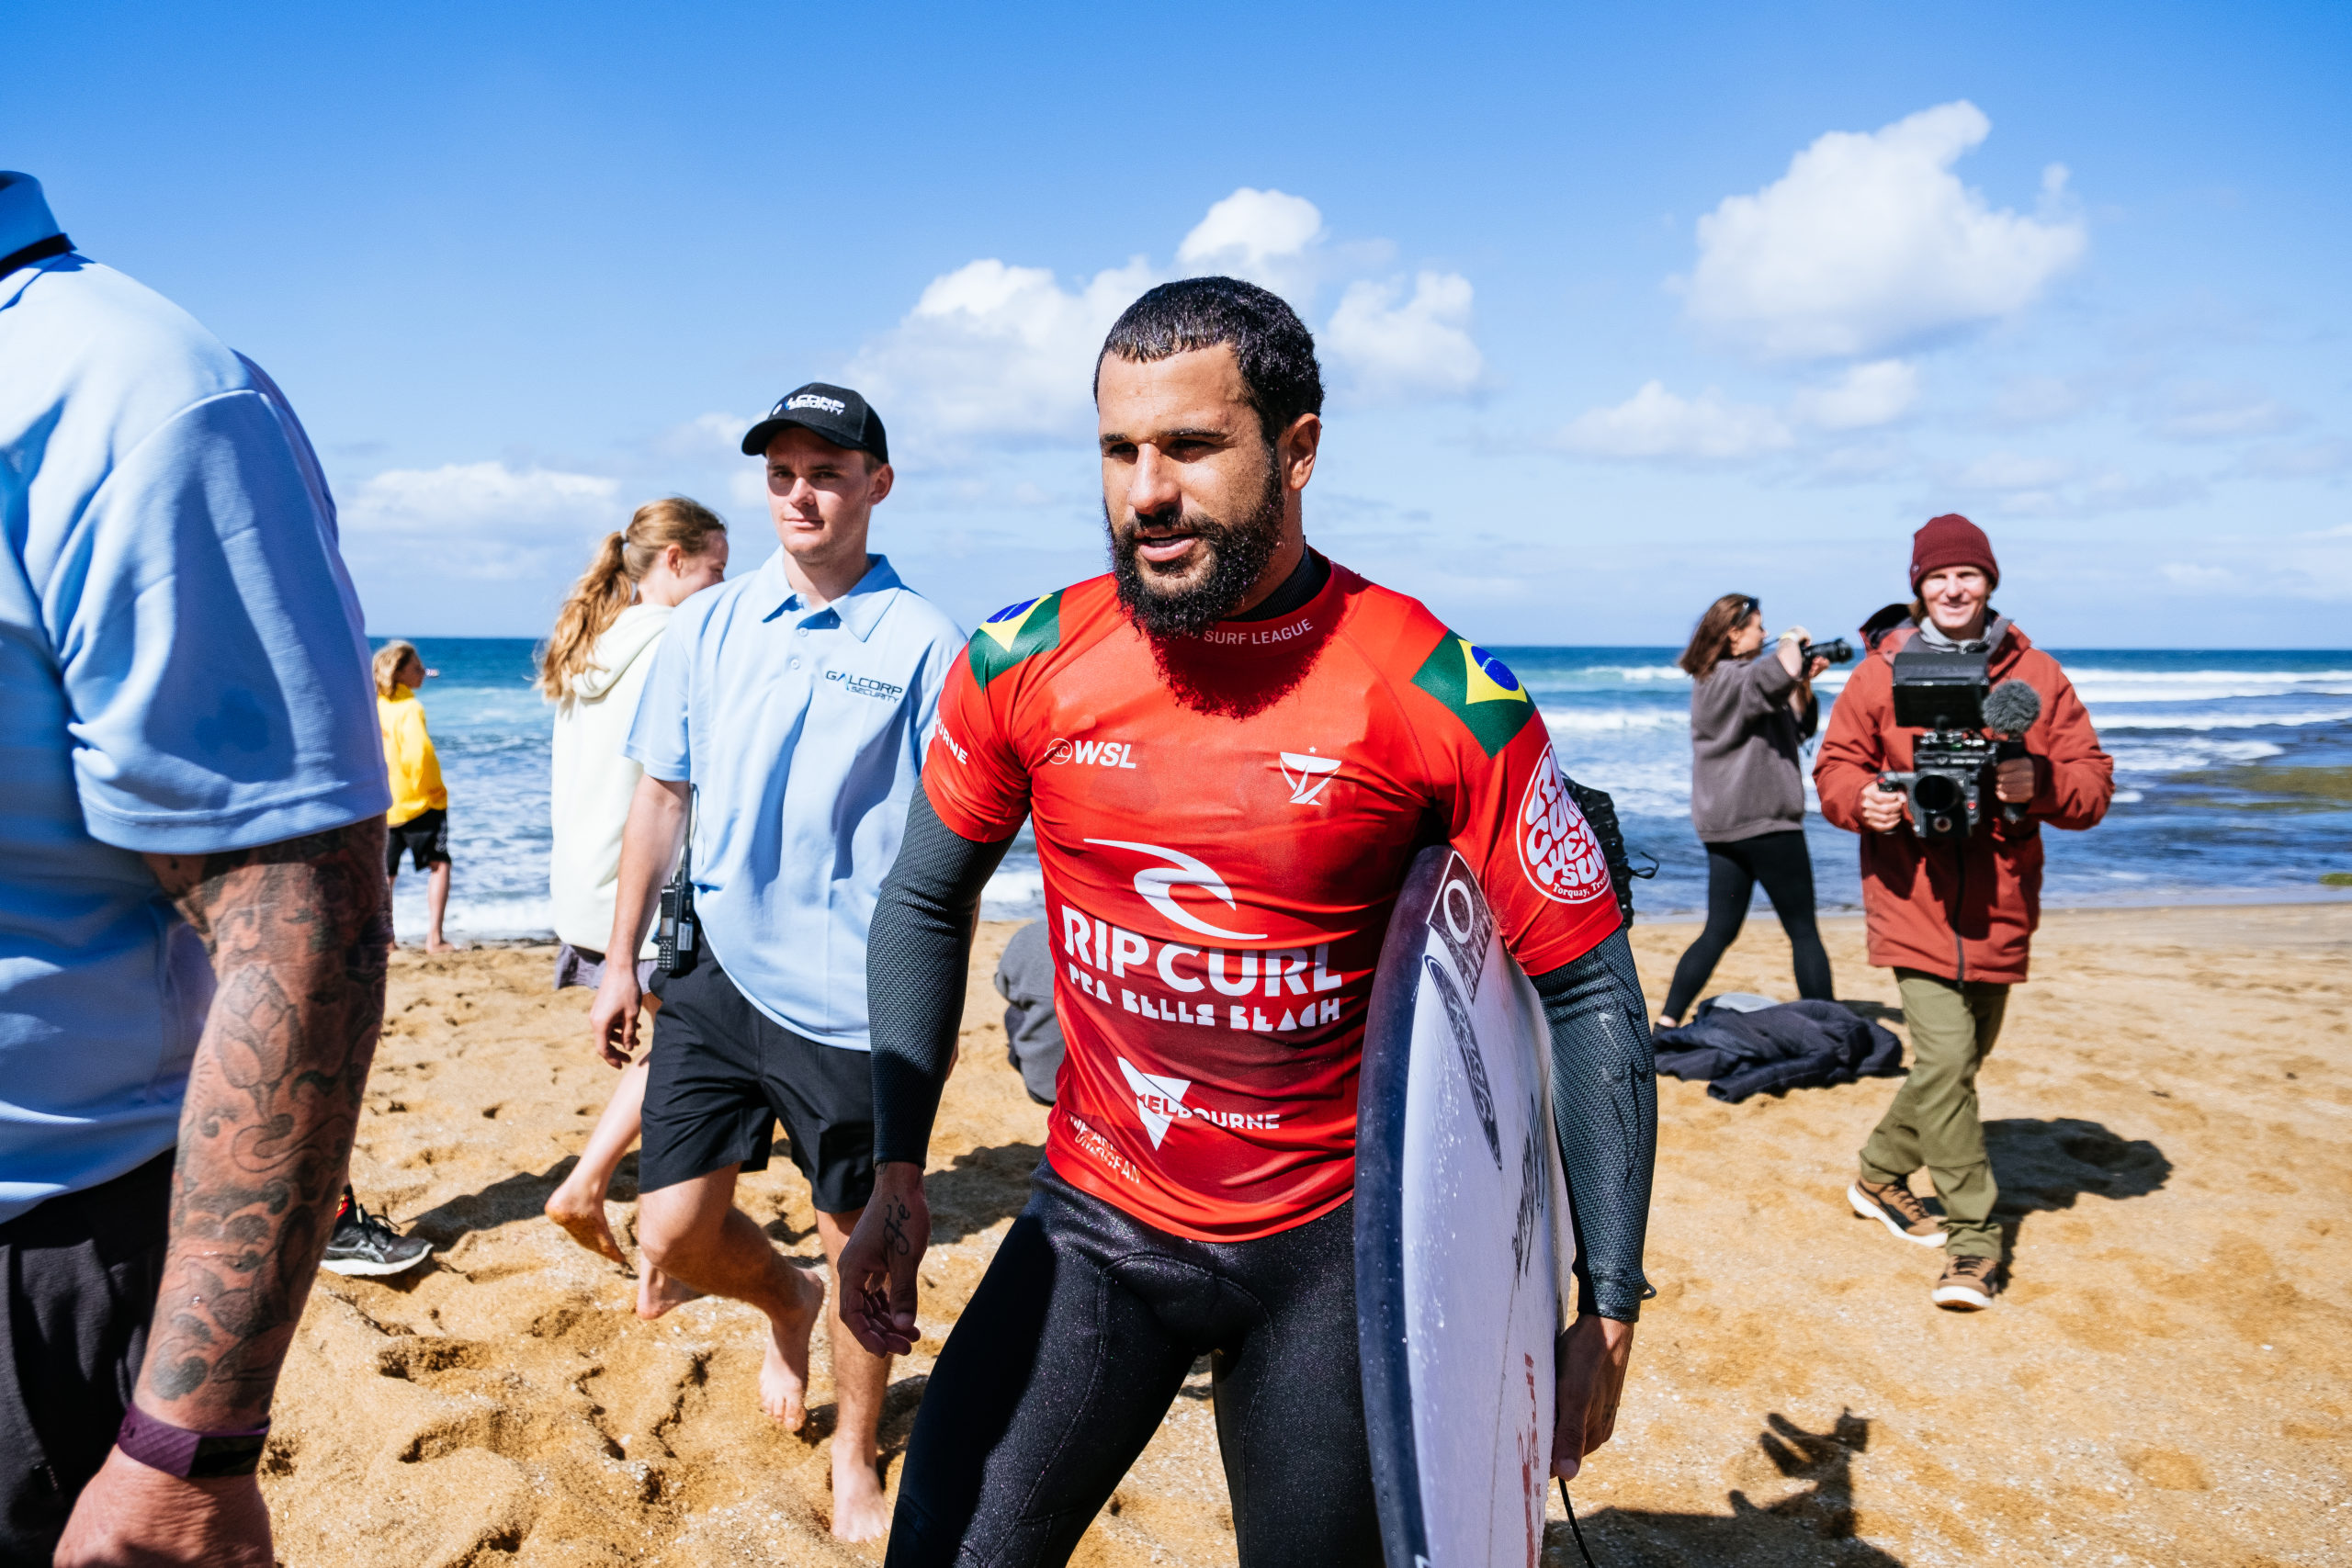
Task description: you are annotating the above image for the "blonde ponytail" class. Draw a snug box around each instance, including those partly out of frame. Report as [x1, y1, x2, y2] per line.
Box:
[537, 497, 727, 700]
[373, 639, 420, 697]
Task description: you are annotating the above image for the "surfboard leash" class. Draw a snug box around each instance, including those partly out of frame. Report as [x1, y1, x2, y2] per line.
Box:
[1556, 1478, 1600, 1568]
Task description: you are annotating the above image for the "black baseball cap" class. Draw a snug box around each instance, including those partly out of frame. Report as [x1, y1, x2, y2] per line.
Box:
[741, 382, 889, 464]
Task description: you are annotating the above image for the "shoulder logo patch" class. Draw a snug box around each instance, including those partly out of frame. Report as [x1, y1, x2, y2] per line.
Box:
[1410, 633, 1535, 756]
[968, 591, 1064, 687]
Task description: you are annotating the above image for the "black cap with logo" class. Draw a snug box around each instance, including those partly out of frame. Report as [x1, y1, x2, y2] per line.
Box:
[741, 382, 889, 464]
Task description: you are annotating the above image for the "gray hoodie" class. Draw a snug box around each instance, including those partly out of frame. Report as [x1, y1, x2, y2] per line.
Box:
[1688, 650, 1819, 843]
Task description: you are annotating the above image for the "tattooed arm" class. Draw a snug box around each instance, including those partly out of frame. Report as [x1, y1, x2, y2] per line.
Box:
[55, 818, 390, 1568]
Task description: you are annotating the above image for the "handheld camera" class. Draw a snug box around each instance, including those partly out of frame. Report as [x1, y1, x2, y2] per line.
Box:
[1800, 637, 1855, 666]
[1875, 648, 2041, 840]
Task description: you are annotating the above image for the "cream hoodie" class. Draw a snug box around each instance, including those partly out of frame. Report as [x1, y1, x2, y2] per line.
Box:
[549, 604, 674, 954]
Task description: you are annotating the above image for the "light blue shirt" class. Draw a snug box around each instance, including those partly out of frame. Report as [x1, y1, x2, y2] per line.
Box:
[627, 549, 961, 1050]
[0, 174, 391, 1224]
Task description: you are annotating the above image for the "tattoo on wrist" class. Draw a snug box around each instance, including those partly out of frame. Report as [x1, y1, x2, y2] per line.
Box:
[881, 1196, 913, 1258]
[140, 820, 391, 1423]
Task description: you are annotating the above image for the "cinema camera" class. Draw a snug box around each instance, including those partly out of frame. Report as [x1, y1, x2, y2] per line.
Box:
[1875, 648, 2042, 841]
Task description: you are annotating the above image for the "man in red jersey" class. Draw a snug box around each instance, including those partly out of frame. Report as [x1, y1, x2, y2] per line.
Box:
[842, 278, 1655, 1567]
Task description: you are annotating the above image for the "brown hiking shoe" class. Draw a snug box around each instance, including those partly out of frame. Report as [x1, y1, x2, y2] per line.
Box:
[1932, 1254, 2004, 1311]
[1847, 1178, 1948, 1248]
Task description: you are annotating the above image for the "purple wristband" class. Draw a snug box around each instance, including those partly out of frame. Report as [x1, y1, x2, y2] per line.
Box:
[116, 1404, 270, 1479]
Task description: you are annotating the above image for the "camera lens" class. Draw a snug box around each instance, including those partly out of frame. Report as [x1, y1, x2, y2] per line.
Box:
[1914, 773, 1962, 814]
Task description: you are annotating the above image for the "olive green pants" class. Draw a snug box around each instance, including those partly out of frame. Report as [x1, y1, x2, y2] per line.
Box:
[1859, 970, 2010, 1259]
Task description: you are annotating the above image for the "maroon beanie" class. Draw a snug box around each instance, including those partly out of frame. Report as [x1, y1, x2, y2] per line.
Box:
[1910, 513, 1999, 592]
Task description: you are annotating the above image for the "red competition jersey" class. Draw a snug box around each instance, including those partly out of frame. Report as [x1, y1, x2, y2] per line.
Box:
[925, 563, 1621, 1242]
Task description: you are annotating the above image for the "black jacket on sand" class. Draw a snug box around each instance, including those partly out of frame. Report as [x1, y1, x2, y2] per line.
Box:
[1653, 1000, 1903, 1103]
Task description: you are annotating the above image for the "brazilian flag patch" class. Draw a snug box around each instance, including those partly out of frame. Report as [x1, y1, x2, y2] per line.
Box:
[1411, 633, 1536, 757]
[969, 591, 1064, 687]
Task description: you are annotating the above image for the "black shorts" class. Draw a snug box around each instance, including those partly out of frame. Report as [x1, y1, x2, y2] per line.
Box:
[0, 1154, 172, 1561]
[385, 807, 450, 874]
[888, 1164, 1379, 1568]
[640, 960, 876, 1213]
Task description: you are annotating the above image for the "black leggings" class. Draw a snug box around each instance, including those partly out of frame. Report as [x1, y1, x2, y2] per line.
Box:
[887, 1166, 1380, 1568]
[1662, 829, 1833, 1021]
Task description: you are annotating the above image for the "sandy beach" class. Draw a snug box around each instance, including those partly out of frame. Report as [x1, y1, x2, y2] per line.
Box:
[264, 904, 2352, 1567]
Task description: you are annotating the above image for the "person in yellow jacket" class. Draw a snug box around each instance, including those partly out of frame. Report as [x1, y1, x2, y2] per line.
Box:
[374, 640, 455, 952]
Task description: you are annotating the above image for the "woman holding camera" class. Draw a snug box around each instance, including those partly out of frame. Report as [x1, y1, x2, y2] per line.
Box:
[1815, 514, 2112, 1312]
[1658, 594, 1835, 1028]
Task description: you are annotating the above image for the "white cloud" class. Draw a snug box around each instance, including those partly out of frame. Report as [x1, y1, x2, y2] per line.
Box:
[656, 411, 752, 458]
[1956, 451, 2077, 491]
[1176, 187, 1325, 298]
[848, 187, 1482, 443]
[2146, 381, 2301, 443]
[342, 462, 622, 579]
[1682, 101, 2086, 359]
[1943, 455, 2204, 518]
[1984, 373, 2099, 429]
[1560, 358, 1912, 464]
[2161, 562, 2237, 590]
[1788, 359, 1919, 430]
[1558, 381, 1792, 461]
[847, 254, 1159, 445]
[1324, 272, 1484, 400]
[2234, 438, 2351, 479]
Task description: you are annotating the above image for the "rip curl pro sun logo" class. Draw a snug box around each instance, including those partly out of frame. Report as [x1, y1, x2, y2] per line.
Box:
[968, 591, 1063, 688]
[1517, 744, 1611, 905]
[1410, 633, 1535, 757]
[1279, 749, 1342, 805]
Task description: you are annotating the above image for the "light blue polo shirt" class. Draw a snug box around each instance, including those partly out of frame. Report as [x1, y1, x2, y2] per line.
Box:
[627, 549, 961, 1050]
[0, 174, 391, 1224]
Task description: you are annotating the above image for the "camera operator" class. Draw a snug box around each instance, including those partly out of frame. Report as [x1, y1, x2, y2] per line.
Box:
[1657, 594, 1836, 1029]
[1815, 514, 2113, 1311]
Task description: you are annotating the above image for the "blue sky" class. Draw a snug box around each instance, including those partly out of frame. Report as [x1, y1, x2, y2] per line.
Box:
[9, 1, 2347, 646]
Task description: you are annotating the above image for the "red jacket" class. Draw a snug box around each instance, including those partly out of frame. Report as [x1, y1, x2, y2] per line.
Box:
[1813, 621, 2113, 984]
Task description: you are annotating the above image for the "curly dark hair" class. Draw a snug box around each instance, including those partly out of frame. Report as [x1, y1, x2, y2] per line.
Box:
[1095, 276, 1325, 445]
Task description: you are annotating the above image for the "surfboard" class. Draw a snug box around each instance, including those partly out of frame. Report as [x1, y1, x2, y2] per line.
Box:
[1358, 844, 1575, 1568]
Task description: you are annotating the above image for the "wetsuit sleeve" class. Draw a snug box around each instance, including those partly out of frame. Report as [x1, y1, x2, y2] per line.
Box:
[867, 789, 1018, 1166]
[922, 649, 1032, 841]
[1530, 930, 1656, 1323]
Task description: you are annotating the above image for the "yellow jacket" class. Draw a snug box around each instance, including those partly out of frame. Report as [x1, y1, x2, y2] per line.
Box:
[378, 686, 447, 826]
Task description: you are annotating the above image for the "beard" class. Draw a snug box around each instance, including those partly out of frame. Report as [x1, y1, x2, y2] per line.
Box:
[1107, 455, 1286, 639]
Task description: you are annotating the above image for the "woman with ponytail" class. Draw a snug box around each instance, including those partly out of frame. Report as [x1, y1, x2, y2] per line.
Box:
[538, 498, 728, 1303]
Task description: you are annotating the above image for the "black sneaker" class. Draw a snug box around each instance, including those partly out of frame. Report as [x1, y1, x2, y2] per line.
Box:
[321, 1199, 435, 1278]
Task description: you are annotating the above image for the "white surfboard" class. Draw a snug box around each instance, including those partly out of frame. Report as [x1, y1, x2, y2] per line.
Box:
[1358, 845, 1575, 1568]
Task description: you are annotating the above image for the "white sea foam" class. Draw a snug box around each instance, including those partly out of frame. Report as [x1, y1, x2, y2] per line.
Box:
[982, 866, 1046, 920]
[2105, 737, 2284, 775]
[1539, 705, 1690, 734]
[2090, 706, 2352, 732]
[391, 888, 557, 944]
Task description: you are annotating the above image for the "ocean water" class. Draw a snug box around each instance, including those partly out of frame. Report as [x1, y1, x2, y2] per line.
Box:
[380, 639, 2352, 942]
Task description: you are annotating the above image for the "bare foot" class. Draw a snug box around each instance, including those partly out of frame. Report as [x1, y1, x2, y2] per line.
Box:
[544, 1184, 628, 1266]
[759, 1265, 827, 1430]
[424, 937, 458, 953]
[636, 1265, 703, 1320]
[831, 1447, 892, 1541]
